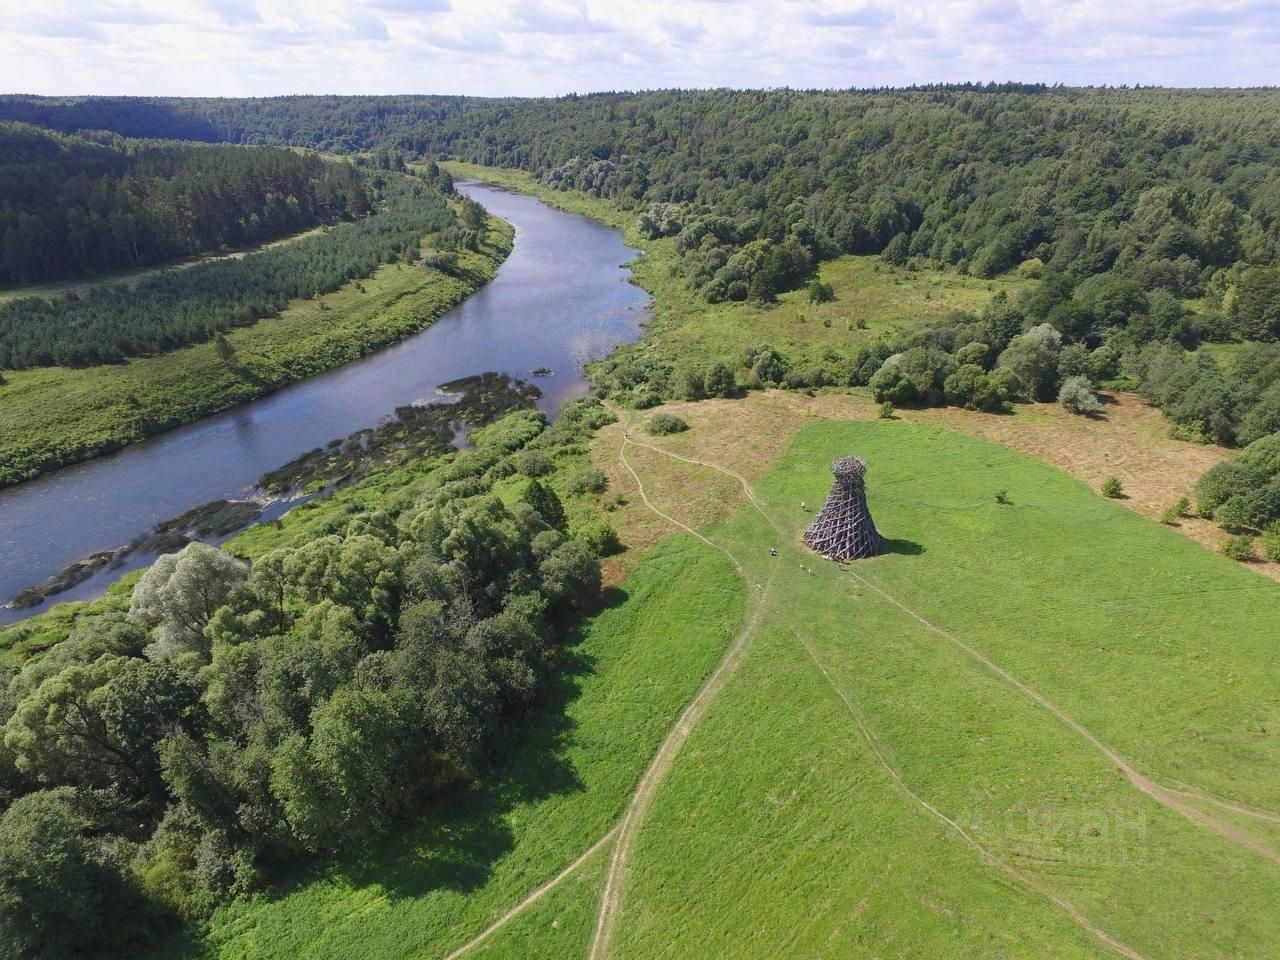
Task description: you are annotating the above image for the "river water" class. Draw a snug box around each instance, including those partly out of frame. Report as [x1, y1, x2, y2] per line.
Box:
[0, 182, 649, 622]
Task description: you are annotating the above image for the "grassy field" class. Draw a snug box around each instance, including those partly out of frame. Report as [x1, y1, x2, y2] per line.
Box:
[442, 162, 1033, 372]
[148, 535, 743, 960]
[575, 419, 1280, 959]
[0, 218, 511, 488]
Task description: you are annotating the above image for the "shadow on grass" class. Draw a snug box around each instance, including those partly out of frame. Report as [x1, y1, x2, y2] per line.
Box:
[254, 588, 631, 908]
[881, 538, 925, 556]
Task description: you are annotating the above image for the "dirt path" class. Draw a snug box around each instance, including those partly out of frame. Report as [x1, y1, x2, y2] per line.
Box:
[0, 224, 328, 304]
[632, 433, 1280, 860]
[586, 430, 775, 960]
[439, 826, 621, 960]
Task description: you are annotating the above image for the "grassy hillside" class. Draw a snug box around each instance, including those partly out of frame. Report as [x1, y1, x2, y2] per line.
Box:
[587, 420, 1280, 958]
[0, 216, 510, 487]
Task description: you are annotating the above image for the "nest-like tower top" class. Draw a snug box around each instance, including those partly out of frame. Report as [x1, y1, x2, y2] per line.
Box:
[831, 455, 868, 481]
[802, 452, 883, 562]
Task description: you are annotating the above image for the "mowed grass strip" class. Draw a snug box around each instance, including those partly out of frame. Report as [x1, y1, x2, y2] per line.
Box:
[602, 421, 1280, 958]
[163, 535, 743, 960]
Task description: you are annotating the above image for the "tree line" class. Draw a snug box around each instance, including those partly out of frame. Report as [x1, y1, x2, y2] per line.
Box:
[0, 168, 459, 369]
[7, 88, 1278, 320]
[0, 399, 615, 958]
[0, 123, 372, 285]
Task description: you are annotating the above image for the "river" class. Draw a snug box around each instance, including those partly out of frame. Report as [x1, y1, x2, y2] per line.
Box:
[0, 182, 649, 623]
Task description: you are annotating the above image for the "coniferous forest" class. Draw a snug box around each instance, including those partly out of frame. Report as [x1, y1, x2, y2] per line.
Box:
[0, 172, 457, 368]
[0, 123, 372, 286]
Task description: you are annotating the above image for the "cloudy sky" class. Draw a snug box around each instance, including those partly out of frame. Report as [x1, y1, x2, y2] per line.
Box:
[1, 0, 1278, 97]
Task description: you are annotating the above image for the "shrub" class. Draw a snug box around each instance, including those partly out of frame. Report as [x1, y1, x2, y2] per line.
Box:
[703, 362, 736, 398]
[513, 449, 553, 477]
[564, 466, 608, 495]
[1058, 375, 1101, 415]
[878, 400, 895, 419]
[1221, 534, 1257, 562]
[1194, 461, 1268, 518]
[997, 323, 1062, 401]
[994, 489, 1011, 505]
[807, 278, 835, 303]
[570, 521, 622, 556]
[1239, 432, 1280, 476]
[954, 341, 989, 367]
[1261, 522, 1280, 562]
[987, 366, 1027, 402]
[870, 362, 915, 405]
[1160, 496, 1191, 525]
[1241, 478, 1280, 529]
[1057, 343, 1092, 379]
[646, 413, 689, 436]
[1214, 495, 1252, 531]
[1101, 476, 1123, 498]
[670, 366, 705, 401]
[1018, 257, 1045, 279]
[944, 364, 1001, 411]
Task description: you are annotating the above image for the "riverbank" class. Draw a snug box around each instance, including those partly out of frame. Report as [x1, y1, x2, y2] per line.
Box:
[0, 214, 513, 488]
[0, 182, 648, 618]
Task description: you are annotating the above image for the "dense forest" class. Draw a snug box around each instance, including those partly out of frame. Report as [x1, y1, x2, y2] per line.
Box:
[6, 88, 1280, 303]
[0, 399, 614, 958]
[0, 123, 371, 285]
[0, 164, 473, 368]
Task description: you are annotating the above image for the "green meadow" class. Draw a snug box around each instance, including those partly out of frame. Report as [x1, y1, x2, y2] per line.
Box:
[147, 417, 1280, 959]
[604, 421, 1280, 959]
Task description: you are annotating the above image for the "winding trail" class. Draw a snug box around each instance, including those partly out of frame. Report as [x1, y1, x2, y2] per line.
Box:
[841, 567, 1280, 867]
[439, 826, 621, 960]
[587, 429, 776, 960]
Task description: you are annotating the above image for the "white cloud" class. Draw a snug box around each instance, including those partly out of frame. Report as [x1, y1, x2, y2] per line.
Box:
[0, 0, 1273, 97]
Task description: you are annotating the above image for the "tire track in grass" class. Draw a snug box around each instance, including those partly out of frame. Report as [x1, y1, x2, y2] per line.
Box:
[632, 431, 1280, 862]
[440, 826, 620, 960]
[587, 430, 775, 960]
[789, 626, 1151, 960]
[842, 566, 1280, 868]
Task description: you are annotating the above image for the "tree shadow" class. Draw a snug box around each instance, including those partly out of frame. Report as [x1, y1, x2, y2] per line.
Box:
[256, 592, 629, 905]
[881, 538, 925, 556]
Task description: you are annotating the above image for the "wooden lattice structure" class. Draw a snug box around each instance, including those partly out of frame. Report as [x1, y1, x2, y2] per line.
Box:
[802, 455, 884, 561]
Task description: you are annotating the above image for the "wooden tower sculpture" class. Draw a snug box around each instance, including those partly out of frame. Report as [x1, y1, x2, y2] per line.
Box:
[802, 455, 884, 561]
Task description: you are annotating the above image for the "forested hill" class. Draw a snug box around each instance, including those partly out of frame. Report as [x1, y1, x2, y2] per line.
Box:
[6, 88, 1280, 307]
[0, 123, 370, 285]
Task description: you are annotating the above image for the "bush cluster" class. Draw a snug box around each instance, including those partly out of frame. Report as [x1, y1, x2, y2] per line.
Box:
[0, 400, 617, 956]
